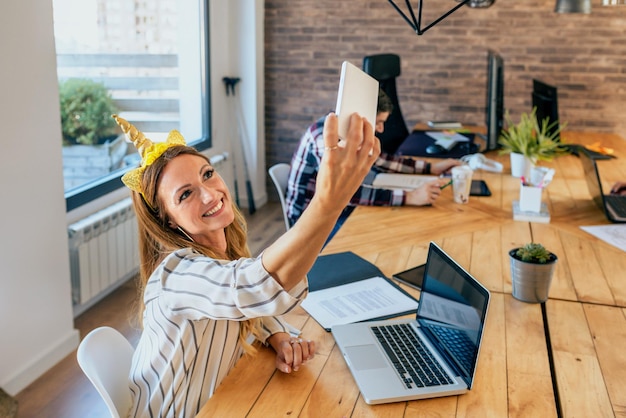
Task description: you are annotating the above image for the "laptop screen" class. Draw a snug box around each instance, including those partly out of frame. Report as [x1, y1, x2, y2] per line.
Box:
[579, 151, 607, 210]
[416, 243, 490, 388]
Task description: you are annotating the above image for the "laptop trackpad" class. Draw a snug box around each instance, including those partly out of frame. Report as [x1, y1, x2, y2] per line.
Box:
[345, 345, 388, 370]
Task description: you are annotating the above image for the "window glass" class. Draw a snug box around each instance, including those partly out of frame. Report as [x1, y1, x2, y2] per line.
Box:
[53, 0, 209, 209]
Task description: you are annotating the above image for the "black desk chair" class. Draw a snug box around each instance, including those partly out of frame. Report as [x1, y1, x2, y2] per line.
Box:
[363, 53, 409, 154]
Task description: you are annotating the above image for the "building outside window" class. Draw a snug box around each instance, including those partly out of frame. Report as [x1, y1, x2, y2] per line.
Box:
[53, 0, 210, 211]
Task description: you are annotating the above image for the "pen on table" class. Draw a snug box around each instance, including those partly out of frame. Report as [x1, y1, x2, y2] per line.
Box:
[440, 179, 453, 190]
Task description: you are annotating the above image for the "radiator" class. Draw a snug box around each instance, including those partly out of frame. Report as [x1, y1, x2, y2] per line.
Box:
[68, 152, 229, 315]
[68, 198, 138, 313]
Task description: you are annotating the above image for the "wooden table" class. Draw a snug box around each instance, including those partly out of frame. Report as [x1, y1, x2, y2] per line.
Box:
[198, 131, 626, 417]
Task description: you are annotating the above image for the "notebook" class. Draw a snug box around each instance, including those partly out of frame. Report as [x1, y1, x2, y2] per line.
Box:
[371, 173, 438, 190]
[579, 150, 626, 223]
[331, 242, 491, 405]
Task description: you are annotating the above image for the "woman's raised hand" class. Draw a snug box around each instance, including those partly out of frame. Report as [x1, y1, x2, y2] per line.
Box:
[260, 112, 380, 291]
[315, 112, 380, 211]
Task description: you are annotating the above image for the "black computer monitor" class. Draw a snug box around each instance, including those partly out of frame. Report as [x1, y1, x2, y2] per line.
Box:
[532, 79, 559, 140]
[485, 50, 504, 151]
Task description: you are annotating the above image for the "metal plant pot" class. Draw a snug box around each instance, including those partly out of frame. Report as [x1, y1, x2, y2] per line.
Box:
[509, 249, 558, 303]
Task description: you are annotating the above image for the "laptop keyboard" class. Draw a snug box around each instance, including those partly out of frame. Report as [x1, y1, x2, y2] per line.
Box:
[429, 326, 475, 374]
[372, 323, 453, 390]
[605, 194, 626, 218]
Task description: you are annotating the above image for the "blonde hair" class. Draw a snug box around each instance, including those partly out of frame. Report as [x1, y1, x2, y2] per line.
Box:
[131, 145, 261, 354]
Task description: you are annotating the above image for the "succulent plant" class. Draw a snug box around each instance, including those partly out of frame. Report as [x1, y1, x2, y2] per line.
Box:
[513, 242, 555, 264]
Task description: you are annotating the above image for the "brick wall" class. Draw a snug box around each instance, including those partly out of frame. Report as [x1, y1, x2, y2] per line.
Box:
[263, 0, 626, 194]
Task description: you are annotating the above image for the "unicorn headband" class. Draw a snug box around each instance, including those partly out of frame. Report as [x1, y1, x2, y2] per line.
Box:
[112, 114, 186, 195]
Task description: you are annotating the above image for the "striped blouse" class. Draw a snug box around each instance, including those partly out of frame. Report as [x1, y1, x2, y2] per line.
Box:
[128, 248, 308, 417]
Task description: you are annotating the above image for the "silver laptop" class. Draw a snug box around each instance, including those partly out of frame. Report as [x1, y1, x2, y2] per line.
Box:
[579, 151, 626, 223]
[331, 242, 490, 405]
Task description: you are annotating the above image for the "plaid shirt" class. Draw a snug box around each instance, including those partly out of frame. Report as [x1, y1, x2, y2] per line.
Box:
[285, 116, 429, 227]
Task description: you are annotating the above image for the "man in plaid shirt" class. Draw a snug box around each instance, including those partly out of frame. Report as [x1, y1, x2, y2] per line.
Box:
[285, 90, 461, 240]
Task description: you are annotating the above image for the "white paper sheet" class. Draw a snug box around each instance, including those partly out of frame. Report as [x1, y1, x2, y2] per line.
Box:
[580, 224, 626, 252]
[300, 276, 418, 330]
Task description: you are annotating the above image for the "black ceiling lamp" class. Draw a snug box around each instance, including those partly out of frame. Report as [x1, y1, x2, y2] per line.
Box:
[387, 0, 496, 36]
[554, 0, 591, 13]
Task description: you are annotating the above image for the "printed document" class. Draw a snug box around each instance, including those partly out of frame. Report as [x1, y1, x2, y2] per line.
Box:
[580, 224, 626, 252]
[301, 276, 418, 330]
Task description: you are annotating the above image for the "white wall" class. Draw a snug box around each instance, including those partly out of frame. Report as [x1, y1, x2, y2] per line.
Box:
[0, 0, 265, 395]
[210, 1, 267, 210]
[0, 0, 79, 395]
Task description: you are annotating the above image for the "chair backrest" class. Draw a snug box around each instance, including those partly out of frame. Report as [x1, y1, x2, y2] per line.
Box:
[363, 53, 410, 154]
[77, 326, 134, 418]
[268, 163, 292, 231]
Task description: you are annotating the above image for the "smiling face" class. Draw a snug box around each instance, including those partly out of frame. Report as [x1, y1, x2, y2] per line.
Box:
[157, 153, 234, 250]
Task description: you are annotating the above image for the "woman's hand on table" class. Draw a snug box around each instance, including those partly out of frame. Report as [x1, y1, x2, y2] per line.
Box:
[267, 332, 316, 373]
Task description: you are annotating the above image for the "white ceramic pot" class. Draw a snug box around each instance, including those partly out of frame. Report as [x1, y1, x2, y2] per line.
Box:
[510, 152, 534, 178]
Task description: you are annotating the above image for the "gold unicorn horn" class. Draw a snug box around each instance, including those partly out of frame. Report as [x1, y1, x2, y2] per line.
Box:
[112, 114, 153, 159]
[112, 114, 187, 195]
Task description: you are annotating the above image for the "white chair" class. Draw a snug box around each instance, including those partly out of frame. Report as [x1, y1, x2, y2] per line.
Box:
[268, 163, 292, 231]
[77, 326, 134, 418]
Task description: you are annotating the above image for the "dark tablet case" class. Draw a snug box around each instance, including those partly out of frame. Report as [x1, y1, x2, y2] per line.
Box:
[396, 130, 478, 158]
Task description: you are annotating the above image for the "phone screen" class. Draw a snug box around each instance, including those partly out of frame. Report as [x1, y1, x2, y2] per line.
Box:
[470, 180, 492, 197]
[392, 264, 426, 290]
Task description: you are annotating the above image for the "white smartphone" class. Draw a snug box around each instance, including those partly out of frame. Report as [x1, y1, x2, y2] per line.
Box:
[335, 61, 379, 141]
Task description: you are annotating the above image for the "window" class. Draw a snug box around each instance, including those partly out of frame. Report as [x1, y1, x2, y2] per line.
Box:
[53, 0, 210, 211]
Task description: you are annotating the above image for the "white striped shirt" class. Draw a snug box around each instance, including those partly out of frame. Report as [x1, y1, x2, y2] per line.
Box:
[128, 248, 308, 417]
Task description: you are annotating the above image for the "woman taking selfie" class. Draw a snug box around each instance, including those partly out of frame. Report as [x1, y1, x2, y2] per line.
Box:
[112, 112, 379, 417]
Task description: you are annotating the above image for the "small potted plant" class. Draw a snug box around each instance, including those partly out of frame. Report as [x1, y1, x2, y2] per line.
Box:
[498, 107, 569, 178]
[509, 242, 558, 303]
